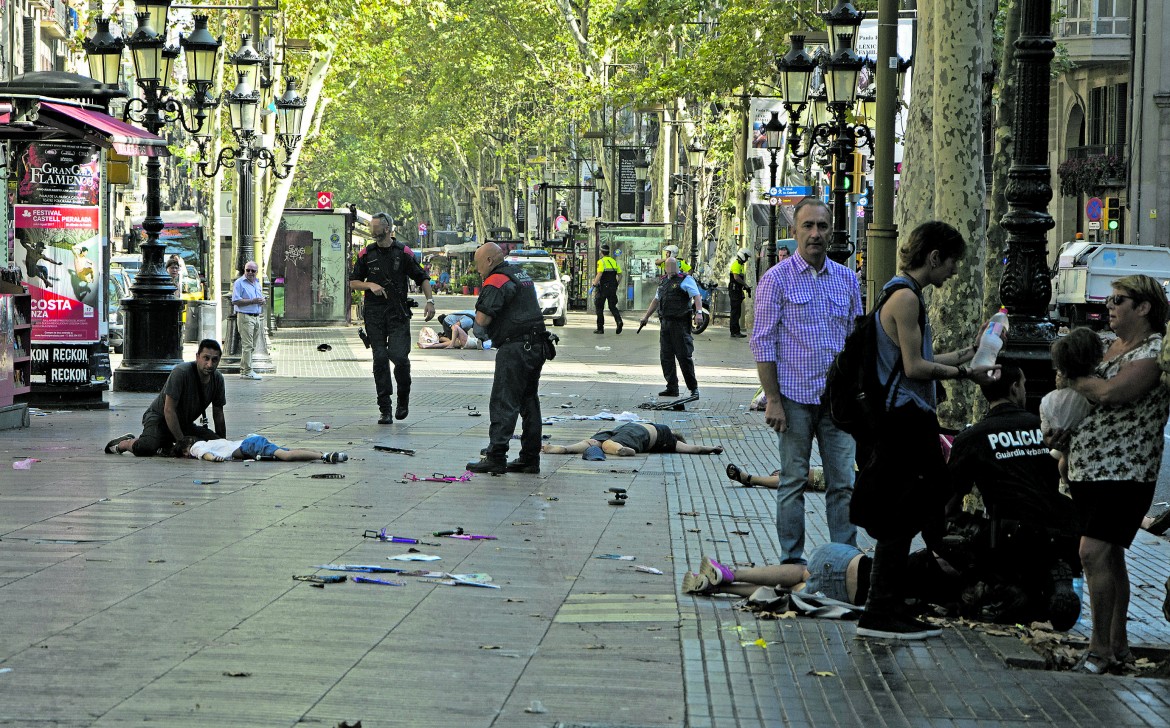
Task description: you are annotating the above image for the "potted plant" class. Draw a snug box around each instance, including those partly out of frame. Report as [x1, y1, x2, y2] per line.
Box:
[459, 273, 480, 295]
[1056, 154, 1127, 198]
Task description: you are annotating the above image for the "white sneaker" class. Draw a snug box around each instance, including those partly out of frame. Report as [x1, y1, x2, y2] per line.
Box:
[241, 373, 262, 380]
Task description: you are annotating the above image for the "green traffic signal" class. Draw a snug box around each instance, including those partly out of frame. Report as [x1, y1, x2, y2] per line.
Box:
[1108, 220, 1119, 230]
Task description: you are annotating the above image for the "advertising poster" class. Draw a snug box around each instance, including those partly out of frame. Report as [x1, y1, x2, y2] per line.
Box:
[15, 141, 101, 207]
[14, 204, 101, 343]
[13, 140, 104, 346]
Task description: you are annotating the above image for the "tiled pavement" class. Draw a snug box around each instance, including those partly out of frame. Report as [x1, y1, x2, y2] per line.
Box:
[1, 308, 1169, 727]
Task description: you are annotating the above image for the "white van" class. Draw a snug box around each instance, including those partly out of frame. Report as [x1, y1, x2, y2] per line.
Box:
[504, 249, 569, 326]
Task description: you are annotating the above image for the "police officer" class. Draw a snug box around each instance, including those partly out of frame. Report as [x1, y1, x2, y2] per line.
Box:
[654, 244, 692, 274]
[349, 212, 435, 424]
[591, 244, 623, 334]
[728, 248, 751, 338]
[638, 257, 702, 398]
[466, 242, 549, 474]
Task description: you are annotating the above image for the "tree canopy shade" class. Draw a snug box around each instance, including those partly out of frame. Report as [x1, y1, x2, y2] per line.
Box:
[288, 0, 833, 231]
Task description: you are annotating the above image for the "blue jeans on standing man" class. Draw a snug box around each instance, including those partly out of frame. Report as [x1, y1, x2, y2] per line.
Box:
[776, 394, 857, 564]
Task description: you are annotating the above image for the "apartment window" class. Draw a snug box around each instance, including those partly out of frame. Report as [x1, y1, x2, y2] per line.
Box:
[1062, 0, 1130, 35]
[1088, 84, 1128, 148]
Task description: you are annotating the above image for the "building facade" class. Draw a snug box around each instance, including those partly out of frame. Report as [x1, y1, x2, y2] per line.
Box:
[1049, 0, 1169, 252]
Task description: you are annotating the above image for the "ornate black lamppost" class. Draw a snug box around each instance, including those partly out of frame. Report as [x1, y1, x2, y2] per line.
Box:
[686, 141, 706, 271]
[999, 0, 1058, 408]
[633, 151, 650, 223]
[779, 29, 866, 266]
[198, 37, 306, 373]
[762, 112, 785, 268]
[84, 5, 222, 392]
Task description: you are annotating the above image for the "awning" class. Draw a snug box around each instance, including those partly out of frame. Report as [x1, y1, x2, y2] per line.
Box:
[0, 99, 169, 157]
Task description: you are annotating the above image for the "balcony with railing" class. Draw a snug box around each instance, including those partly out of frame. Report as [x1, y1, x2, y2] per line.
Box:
[1056, 1, 1130, 63]
[1057, 145, 1128, 197]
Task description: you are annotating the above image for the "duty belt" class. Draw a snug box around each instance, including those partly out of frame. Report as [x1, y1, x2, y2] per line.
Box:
[495, 329, 543, 348]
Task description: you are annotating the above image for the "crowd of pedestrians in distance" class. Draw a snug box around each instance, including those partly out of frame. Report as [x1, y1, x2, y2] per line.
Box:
[100, 200, 1170, 660]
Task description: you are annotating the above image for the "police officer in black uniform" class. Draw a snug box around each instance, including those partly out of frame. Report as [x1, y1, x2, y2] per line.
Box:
[349, 212, 434, 424]
[638, 257, 703, 398]
[466, 242, 548, 474]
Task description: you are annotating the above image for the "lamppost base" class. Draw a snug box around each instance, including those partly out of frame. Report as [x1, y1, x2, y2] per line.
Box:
[113, 297, 184, 392]
[218, 314, 276, 375]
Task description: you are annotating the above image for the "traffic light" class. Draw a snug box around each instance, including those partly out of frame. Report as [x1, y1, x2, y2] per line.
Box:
[1104, 197, 1120, 230]
[832, 153, 863, 193]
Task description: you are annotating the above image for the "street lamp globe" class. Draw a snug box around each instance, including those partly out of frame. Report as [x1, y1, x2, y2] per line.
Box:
[634, 152, 650, 182]
[134, 0, 174, 42]
[180, 15, 222, 95]
[230, 34, 265, 91]
[824, 1, 864, 54]
[686, 141, 706, 170]
[275, 77, 307, 152]
[227, 71, 260, 139]
[126, 12, 167, 89]
[83, 17, 125, 87]
[764, 111, 785, 149]
[777, 35, 815, 111]
[825, 34, 862, 106]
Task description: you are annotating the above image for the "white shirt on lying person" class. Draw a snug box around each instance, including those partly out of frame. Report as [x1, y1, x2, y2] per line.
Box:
[189, 438, 245, 460]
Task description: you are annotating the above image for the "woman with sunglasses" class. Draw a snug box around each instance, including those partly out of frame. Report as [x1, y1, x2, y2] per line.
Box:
[1059, 274, 1170, 673]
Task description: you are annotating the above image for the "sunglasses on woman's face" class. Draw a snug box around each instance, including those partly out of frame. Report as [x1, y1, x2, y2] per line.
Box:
[1107, 294, 1134, 306]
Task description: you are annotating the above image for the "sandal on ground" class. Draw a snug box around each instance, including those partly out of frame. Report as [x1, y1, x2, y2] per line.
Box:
[725, 463, 754, 487]
[1109, 649, 1137, 674]
[1072, 651, 1114, 675]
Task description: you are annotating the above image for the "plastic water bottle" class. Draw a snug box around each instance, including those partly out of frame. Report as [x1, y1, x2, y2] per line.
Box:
[971, 307, 1010, 368]
[306, 421, 325, 432]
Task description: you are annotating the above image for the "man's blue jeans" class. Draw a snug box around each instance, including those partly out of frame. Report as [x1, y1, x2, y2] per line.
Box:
[776, 395, 857, 564]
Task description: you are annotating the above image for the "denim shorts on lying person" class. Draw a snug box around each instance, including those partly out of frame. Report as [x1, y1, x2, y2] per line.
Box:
[803, 542, 864, 603]
[239, 434, 288, 459]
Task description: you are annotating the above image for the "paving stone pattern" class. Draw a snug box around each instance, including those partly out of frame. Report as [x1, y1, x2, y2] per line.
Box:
[0, 317, 1168, 727]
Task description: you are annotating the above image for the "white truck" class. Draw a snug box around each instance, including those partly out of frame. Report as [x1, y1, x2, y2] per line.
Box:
[1050, 242, 1170, 328]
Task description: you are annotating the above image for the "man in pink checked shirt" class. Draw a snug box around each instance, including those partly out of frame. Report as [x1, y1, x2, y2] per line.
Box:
[749, 197, 863, 566]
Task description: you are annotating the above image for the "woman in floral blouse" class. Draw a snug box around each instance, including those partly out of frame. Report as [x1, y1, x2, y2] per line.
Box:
[1064, 274, 1170, 673]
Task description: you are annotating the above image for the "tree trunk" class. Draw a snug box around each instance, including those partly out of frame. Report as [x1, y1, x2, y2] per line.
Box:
[984, 0, 1020, 316]
[898, 0, 989, 428]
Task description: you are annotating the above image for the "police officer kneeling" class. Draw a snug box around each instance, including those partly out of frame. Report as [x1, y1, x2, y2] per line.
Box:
[466, 242, 551, 474]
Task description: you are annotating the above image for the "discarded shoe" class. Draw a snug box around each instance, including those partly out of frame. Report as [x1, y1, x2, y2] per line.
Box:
[324, 452, 348, 464]
[316, 343, 333, 352]
[505, 458, 539, 474]
[466, 457, 506, 475]
[105, 433, 135, 454]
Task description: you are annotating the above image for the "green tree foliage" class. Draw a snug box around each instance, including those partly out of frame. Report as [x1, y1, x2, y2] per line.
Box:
[289, 0, 837, 240]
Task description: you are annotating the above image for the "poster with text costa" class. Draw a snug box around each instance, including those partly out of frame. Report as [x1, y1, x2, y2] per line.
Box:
[14, 205, 102, 343]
